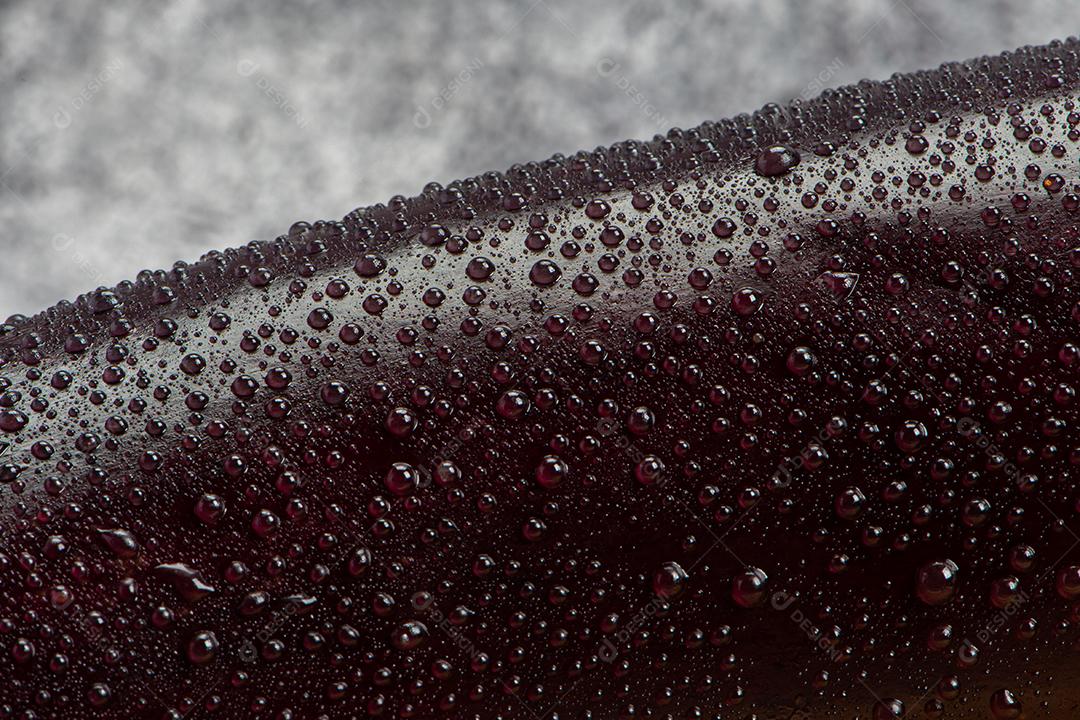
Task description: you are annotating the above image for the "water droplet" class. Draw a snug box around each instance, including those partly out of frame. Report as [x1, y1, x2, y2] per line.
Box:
[731, 567, 768, 608]
[391, 621, 428, 650]
[916, 560, 959, 606]
[754, 145, 800, 177]
[653, 562, 689, 599]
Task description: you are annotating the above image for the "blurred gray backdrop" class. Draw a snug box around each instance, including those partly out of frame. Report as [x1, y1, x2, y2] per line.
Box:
[0, 0, 1072, 318]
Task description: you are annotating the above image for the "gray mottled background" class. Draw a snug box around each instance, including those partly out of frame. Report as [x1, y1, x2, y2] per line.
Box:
[0, 0, 1073, 319]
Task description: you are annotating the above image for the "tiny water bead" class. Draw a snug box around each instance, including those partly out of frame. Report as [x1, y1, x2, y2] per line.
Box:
[535, 455, 568, 489]
[194, 493, 227, 525]
[529, 260, 562, 287]
[391, 621, 429, 651]
[731, 567, 769, 608]
[187, 631, 219, 664]
[872, 699, 905, 720]
[384, 462, 420, 496]
[785, 346, 816, 376]
[1056, 565, 1080, 599]
[916, 560, 959, 606]
[496, 389, 530, 419]
[754, 145, 801, 177]
[989, 688, 1022, 719]
[653, 561, 689, 599]
[731, 287, 763, 316]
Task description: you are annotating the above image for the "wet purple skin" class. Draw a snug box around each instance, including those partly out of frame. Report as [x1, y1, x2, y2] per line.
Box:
[1, 39, 1079, 719]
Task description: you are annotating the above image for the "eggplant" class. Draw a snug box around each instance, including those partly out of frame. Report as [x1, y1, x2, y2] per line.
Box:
[0, 38, 1078, 719]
